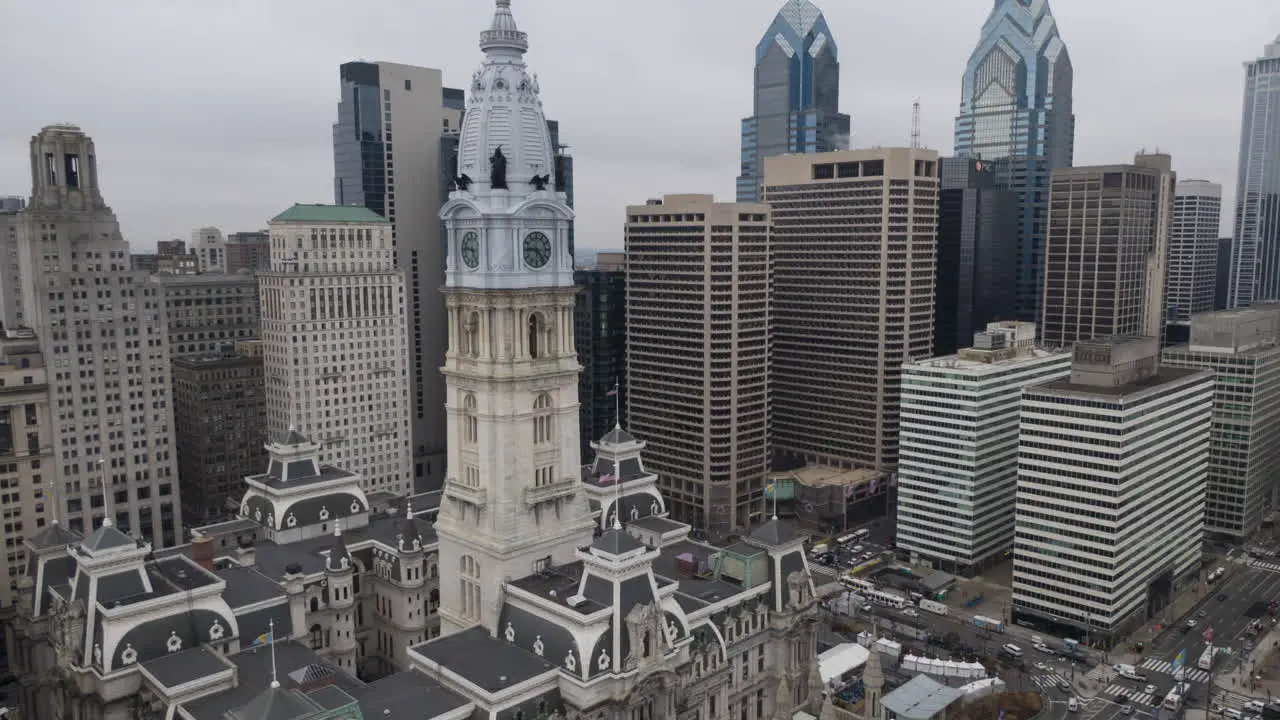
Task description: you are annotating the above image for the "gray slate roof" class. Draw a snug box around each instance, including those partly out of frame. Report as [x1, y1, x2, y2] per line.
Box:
[217, 566, 287, 608]
[275, 428, 311, 446]
[141, 646, 230, 689]
[748, 518, 797, 546]
[599, 425, 636, 445]
[227, 684, 323, 720]
[80, 523, 137, 553]
[879, 673, 965, 720]
[356, 670, 472, 718]
[27, 522, 81, 550]
[178, 641, 359, 720]
[411, 627, 556, 693]
[592, 528, 644, 556]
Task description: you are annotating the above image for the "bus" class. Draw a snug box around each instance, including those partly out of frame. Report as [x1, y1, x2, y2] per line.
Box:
[866, 589, 908, 609]
[973, 615, 1006, 633]
[1198, 646, 1214, 671]
[853, 528, 871, 542]
[919, 599, 949, 616]
[841, 577, 876, 593]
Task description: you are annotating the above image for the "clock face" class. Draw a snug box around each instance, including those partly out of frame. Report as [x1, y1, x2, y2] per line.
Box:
[523, 232, 552, 269]
[460, 232, 480, 269]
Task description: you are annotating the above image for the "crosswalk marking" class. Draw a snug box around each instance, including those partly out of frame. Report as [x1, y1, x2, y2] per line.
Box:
[1138, 658, 1210, 682]
[1249, 559, 1280, 573]
[1086, 665, 1118, 683]
[1105, 685, 1155, 706]
[1032, 674, 1059, 689]
[1212, 690, 1256, 711]
[811, 564, 839, 579]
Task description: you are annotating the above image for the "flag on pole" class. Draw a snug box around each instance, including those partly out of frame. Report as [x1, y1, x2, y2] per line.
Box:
[254, 631, 274, 646]
[1172, 649, 1185, 671]
[606, 387, 618, 397]
[1204, 626, 1214, 643]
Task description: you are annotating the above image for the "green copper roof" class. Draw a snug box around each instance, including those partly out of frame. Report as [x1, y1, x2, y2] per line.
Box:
[270, 204, 387, 224]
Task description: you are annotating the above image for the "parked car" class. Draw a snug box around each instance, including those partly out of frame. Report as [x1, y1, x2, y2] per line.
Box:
[1144, 685, 1157, 696]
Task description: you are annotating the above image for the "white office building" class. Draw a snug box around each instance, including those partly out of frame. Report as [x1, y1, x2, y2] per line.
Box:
[261, 204, 412, 495]
[1167, 180, 1222, 325]
[1163, 305, 1280, 539]
[1013, 336, 1213, 641]
[191, 226, 226, 274]
[897, 322, 1070, 575]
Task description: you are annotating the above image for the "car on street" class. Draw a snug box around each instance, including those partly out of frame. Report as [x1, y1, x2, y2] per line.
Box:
[1186, 618, 1198, 628]
[1144, 685, 1156, 696]
[861, 604, 872, 613]
[1034, 643, 1052, 653]
[1114, 695, 1128, 705]
[1035, 662, 1048, 671]
[1120, 706, 1133, 715]
[1068, 698, 1079, 713]
[1198, 610, 1208, 617]
[1059, 680, 1071, 692]
[1218, 593, 1228, 601]
[902, 608, 919, 618]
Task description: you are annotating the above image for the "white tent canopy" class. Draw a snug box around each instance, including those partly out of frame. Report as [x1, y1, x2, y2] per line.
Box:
[900, 654, 988, 680]
[819, 642, 871, 684]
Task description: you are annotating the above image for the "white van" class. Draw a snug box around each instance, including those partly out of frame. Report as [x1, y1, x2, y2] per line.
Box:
[1031, 635, 1045, 646]
[1068, 698, 1079, 713]
[1002, 643, 1023, 658]
[1246, 701, 1265, 713]
[1225, 708, 1243, 720]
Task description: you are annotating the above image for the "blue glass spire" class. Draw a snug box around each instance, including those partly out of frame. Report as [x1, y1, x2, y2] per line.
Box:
[954, 0, 1074, 321]
[736, 0, 850, 203]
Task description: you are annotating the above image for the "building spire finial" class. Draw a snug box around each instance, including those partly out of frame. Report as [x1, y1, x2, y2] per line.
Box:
[481, 0, 528, 54]
[268, 618, 280, 689]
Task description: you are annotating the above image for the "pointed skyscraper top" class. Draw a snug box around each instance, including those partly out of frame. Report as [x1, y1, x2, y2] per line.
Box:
[481, 0, 528, 55]
[777, 0, 824, 38]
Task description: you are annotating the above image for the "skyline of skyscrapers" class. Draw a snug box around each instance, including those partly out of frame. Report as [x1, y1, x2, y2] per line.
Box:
[1167, 179, 1223, 334]
[954, 0, 1075, 323]
[1229, 36, 1280, 309]
[736, 0, 850, 203]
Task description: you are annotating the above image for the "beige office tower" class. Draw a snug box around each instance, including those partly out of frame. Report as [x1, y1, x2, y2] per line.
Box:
[764, 148, 940, 471]
[1040, 153, 1175, 347]
[0, 331, 52, 608]
[624, 195, 771, 536]
[14, 125, 182, 547]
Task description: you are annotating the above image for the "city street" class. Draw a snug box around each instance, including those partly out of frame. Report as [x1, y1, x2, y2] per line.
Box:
[1147, 565, 1280, 675]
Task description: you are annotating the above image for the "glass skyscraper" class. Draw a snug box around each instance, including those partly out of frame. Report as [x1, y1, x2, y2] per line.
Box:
[954, 0, 1074, 321]
[1229, 37, 1280, 308]
[736, 0, 849, 203]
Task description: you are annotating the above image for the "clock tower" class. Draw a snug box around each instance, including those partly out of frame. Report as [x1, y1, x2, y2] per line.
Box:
[435, 0, 594, 637]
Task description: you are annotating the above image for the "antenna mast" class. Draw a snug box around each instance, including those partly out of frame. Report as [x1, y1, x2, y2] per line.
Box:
[911, 98, 921, 150]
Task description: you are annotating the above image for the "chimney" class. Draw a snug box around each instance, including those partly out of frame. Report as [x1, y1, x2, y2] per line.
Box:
[191, 531, 214, 571]
[236, 537, 256, 568]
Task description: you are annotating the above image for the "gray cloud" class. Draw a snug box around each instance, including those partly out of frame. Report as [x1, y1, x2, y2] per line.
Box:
[0, 0, 1275, 250]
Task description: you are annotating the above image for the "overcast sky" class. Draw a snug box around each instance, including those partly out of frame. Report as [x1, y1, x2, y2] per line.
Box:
[1, 0, 1277, 251]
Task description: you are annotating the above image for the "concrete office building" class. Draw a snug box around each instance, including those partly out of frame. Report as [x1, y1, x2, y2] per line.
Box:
[1228, 36, 1280, 308]
[1163, 306, 1280, 539]
[0, 197, 24, 329]
[624, 195, 771, 535]
[151, 272, 260, 357]
[736, 0, 850, 203]
[1013, 337, 1212, 642]
[191, 226, 226, 273]
[0, 330, 53, 608]
[935, 157, 1019, 355]
[574, 251, 626, 464]
[13, 124, 181, 547]
[226, 230, 270, 272]
[955, 0, 1074, 322]
[172, 347, 266, 526]
[262, 204, 412, 496]
[1040, 153, 1175, 348]
[1166, 180, 1222, 332]
[897, 322, 1070, 575]
[333, 61, 464, 491]
[765, 148, 939, 472]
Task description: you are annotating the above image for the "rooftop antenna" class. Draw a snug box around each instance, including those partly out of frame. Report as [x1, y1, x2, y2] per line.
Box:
[609, 378, 621, 430]
[612, 455, 622, 531]
[911, 98, 921, 150]
[96, 458, 112, 528]
[268, 618, 279, 688]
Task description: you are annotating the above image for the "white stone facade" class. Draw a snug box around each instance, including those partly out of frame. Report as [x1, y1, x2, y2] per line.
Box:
[897, 322, 1070, 575]
[261, 206, 413, 496]
[14, 125, 182, 548]
[434, 0, 594, 636]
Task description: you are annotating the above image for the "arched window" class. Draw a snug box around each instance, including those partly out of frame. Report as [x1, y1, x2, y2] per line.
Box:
[533, 393, 553, 445]
[460, 555, 481, 621]
[528, 313, 547, 359]
[309, 623, 323, 649]
[463, 394, 478, 445]
[310, 597, 319, 613]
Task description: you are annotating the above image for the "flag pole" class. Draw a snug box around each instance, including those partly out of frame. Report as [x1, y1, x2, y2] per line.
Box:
[269, 618, 279, 689]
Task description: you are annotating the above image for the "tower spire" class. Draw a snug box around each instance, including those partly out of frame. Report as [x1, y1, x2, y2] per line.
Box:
[268, 618, 279, 689]
[481, 0, 528, 55]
